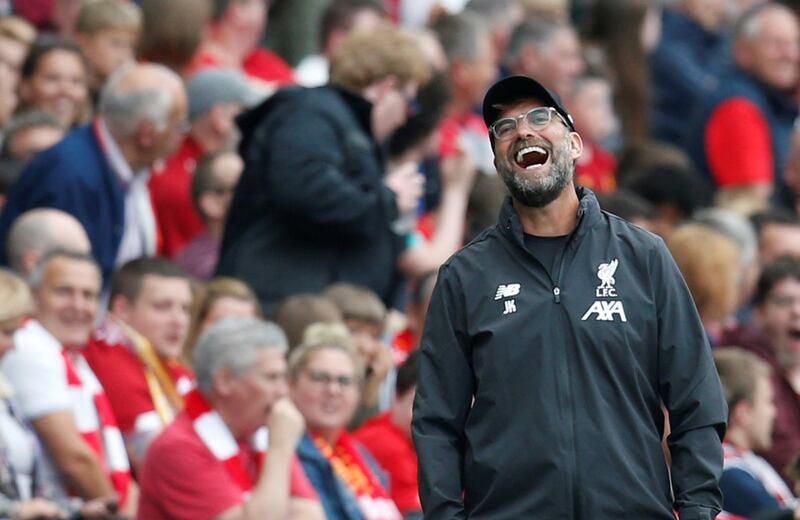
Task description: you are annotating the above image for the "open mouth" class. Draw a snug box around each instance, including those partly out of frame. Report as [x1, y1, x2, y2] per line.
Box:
[515, 146, 549, 169]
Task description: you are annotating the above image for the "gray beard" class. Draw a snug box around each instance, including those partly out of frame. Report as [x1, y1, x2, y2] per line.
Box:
[497, 138, 574, 208]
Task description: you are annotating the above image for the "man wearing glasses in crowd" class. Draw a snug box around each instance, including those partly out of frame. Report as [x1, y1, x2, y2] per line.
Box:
[412, 75, 728, 520]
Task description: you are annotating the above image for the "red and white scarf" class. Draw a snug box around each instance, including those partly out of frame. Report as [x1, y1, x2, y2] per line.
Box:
[61, 349, 131, 506]
[184, 389, 267, 495]
[723, 442, 796, 507]
[311, 431, 402, 520]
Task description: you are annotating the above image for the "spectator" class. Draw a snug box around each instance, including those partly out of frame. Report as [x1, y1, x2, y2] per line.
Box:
[504, 15, 584, 98]
[137, 0, 211, 76]
[463, 0, 524, 65]
[216, 27, 431, 311]
[751, 209, 800, 266]
[5, 208, 90, 278]
[0, 62, 189, 283]
[289, 325, 402, 520]
[714, 348, 799, 518]
[595, 189, 657, 232]
[183, 276, 261, 361]
[191, 0, 294, 94]
[720, 257, 800, 487]
[17, 36, 90, 129]
[649, 0, 727, 146]
[83, 258, 194, 469]
[175, 151, 243, 280]
[1, 250, 133, 515]
[686, 3, 800, 211]
[0, 16, 36, 126]
[150, 68, 260, 258]
[294, 0, 387, 88]
[74, 0, 142, 99]
[273, 294, 343, 350]
[0, 110, 64, 162]
[392, 270, 437, 360]
[138, 317, 324, 520]
[354, 350, 422, 518]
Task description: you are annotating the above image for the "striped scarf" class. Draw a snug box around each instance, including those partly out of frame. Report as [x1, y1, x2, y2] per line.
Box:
[61, 350, 131, 506]
[184, 389, 267, 495]
[723, 442, 796, 508]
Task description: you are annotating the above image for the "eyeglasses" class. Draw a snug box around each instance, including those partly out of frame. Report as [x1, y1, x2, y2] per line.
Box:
[304, 369, 356, 389]
[489, 107, 569, 141]
[767, 294, 800, 309]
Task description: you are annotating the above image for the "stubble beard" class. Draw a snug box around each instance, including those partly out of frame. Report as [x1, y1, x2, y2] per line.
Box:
[496, 137, 575, 208]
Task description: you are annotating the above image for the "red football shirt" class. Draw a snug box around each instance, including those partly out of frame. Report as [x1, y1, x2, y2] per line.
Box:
[137, 413, 317, 520]
[188, 48, 294, 86]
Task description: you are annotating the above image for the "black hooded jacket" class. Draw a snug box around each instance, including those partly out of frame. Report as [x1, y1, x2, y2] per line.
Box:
[412, 188, 727, 519]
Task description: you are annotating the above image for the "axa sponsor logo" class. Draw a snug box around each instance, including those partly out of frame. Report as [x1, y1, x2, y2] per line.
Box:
[581, 259, 627, 322]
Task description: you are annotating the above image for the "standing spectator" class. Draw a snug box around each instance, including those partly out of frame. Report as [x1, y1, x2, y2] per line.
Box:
[0, 63, 188, 283]
[175, 150, 244, 280]
[137, 317, 324, 520]
[191, 0, 294, 94]
[83, 258, 194, 470]
[355, 351, 422, 518]
[0, 110, 64, 162]
[216, 27, 431, 311]
[1, 250, 133, 515]
[17, 36, 89, 129]
[5, 208, 90, 278]
[150, 68, 260, 258]
[714, 348, 799, 519]
[413, 75, 727, 518]
[74, 0, 141, 101]
[686, 3, 800, 210]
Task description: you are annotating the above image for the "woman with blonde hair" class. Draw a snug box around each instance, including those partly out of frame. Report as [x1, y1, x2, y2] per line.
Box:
[183, 276, 261, 361]
[289, 323, 402, 520]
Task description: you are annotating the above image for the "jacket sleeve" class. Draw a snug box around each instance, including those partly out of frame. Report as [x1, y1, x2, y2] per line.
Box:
[411, 264, 472, 519]
[651, 239, 727, 519]
[246, 96, 395, 241]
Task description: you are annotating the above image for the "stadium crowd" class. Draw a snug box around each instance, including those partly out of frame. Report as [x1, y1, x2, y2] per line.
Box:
[0, 0, 798, 518]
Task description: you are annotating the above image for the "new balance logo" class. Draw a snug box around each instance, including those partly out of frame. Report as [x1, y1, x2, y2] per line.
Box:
[503, 300, 517, 315]
[581, 301, 627, 322]
[495, 283, 520, 300]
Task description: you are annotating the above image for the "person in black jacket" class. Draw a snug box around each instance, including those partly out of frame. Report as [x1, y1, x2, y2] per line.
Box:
[412, 75, 728, 520]
[216, 27, 431, 312]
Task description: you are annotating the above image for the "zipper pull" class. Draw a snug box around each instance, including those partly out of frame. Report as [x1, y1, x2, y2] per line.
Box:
[553, 286, 561, 303]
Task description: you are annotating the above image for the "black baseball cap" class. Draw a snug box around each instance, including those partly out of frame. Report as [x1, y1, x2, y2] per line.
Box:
[482, 75, 576, 133]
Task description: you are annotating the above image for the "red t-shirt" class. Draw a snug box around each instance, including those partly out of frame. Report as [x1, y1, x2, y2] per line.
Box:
[137, 413, 317, 520]
[83, 334, 193, 435]
[575, 142, 617, 194]
[705, 98, 773, 187]
[189, 48, 295, 86]
[353, 412, 421, 515]
[149, 136, 206, 258]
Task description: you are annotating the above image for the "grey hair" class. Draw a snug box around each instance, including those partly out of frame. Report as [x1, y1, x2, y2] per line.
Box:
[733, 3, 791, 42]
[504, 15, 566, 65]
[98, 64, 177, 137]
[693, 208, 758, 272]
[27, 248, 99, 289]
[464, 0, 517, 25]
[193, 317, 288, 395]
[431, 11, 488, 63]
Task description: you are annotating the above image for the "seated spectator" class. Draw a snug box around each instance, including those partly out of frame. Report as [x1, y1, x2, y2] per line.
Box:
[83, 258, 194, 469]
[0, 62, 188, 282]
[273, 294, 343, 350]
[1, 250, 133, 515]
[720, 257, 800, 487]
[714, 348, 799, 518]
[190, 0, 295, 94]
[138, 317, 324, 520]
[150, 68, 261, 258]
[137, 0, 210, 76]
[0, 16, 36, 127]
[568, 72, 618, 193]
[355, 351, 422, 518]
[0, 110, 64, 162]
[5, 208, 90, 278]
[183, 276, 261, 362]
[74, 0, 141, 100]
[751, 209, 800, 265]
[17, 36, 90, 129]
[323, 283, 393, 427]
[175, 150, 244, 280]
[289, 325, 402, 520]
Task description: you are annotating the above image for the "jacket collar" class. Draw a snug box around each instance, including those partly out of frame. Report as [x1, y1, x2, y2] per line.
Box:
[498, 185, 602, 247]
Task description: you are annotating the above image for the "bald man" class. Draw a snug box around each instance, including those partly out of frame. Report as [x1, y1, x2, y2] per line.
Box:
[6, 208, 91, 277]
[0, 63, 189, 282]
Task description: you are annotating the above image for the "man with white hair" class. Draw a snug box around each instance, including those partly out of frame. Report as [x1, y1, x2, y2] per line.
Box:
[138, 317, 324, 520]
[0, 62, 188, 282]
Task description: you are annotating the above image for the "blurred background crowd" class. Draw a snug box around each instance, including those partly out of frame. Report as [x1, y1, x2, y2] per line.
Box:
[0, 0, 799, 518]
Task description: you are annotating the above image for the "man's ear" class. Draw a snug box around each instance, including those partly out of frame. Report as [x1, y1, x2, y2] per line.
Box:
[213, 367, 236, 397]
[569, 131, 583, 161]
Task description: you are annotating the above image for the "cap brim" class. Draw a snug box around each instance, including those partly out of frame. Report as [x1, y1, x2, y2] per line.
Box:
[482, 75, 575, 132]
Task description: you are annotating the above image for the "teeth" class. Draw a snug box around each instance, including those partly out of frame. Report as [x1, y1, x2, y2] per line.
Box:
[516, 146, 547, 163]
